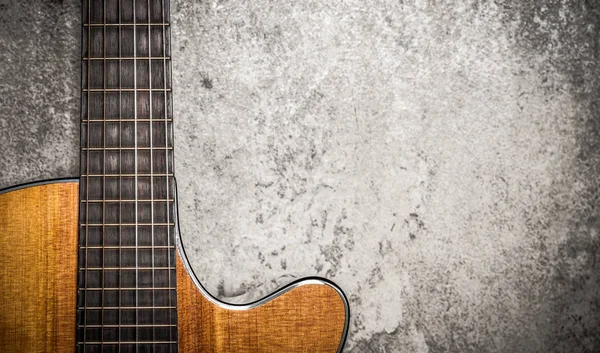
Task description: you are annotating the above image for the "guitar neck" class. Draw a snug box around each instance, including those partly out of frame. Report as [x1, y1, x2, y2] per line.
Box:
[78, 0, 177, 350]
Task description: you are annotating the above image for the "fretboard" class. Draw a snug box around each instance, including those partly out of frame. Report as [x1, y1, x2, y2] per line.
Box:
[77, 1, 177, 352]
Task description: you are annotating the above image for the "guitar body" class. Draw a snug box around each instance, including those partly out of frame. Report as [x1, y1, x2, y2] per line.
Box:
[0, 180, 348, 353]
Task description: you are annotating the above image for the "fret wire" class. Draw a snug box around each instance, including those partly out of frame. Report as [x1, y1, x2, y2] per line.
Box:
[83, 22, 170, 27]
[82, 88, 172, 92]
[78, 341, 177, 345]
[82, 118, 173, 122]
[84, 56, 171, 60]
[82, 147, 173, 150]
[81, 267, 174, 270]
[78, 324, 176, 327]
[80, 287, 175, 290]
[79, 307, 175, 310]
[80, 246, 175, 249]
[81, 223, 175, 226]
[81, 199, 174, 203]
[81, 174, 173, 177]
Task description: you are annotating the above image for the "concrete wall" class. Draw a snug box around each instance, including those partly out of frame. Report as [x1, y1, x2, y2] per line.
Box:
[1, 1, 598, 352]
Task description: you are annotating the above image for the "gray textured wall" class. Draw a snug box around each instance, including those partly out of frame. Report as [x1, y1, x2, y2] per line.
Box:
[1, 0, 599, 352]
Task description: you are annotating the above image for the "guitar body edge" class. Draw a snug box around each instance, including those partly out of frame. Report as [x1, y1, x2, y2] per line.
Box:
[0, 179, 349, 353]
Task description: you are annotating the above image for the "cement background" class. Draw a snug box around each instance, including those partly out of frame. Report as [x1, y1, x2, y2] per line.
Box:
[1, 0, 599, 352]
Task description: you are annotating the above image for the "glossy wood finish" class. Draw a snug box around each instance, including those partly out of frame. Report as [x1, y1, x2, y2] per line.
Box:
[0, 182, 79, 353]
[177, 255, 347, 353]
[0, 181, 348, 352]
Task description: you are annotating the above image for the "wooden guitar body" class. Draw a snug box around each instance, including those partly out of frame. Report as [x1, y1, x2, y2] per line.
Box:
[0, 180, 349, 352]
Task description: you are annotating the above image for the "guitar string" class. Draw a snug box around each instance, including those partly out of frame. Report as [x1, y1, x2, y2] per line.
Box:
[101, 0, 107, 350]
[160, 1, 174, 350]
[133, 0, 139, 349]
[100, 0, 106, 351]
[83, 0, 91, 349]
[146, 0, 157, 349]
[118, 0, 123, 350]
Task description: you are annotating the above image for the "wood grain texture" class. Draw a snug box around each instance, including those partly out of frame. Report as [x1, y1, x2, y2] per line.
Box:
[177, 255, 347, 353]
[0, 182, 79, 353]
[0, 180, 346, 352]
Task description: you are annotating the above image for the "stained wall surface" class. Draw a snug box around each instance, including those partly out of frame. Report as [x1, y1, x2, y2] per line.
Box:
[1, 1, 599, 352]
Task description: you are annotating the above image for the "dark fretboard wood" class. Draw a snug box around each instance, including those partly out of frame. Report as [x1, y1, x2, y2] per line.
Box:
[77, 1, 177, 352]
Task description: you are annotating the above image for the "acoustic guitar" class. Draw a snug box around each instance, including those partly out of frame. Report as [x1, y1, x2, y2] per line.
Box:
[0, 1, 349, 352]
